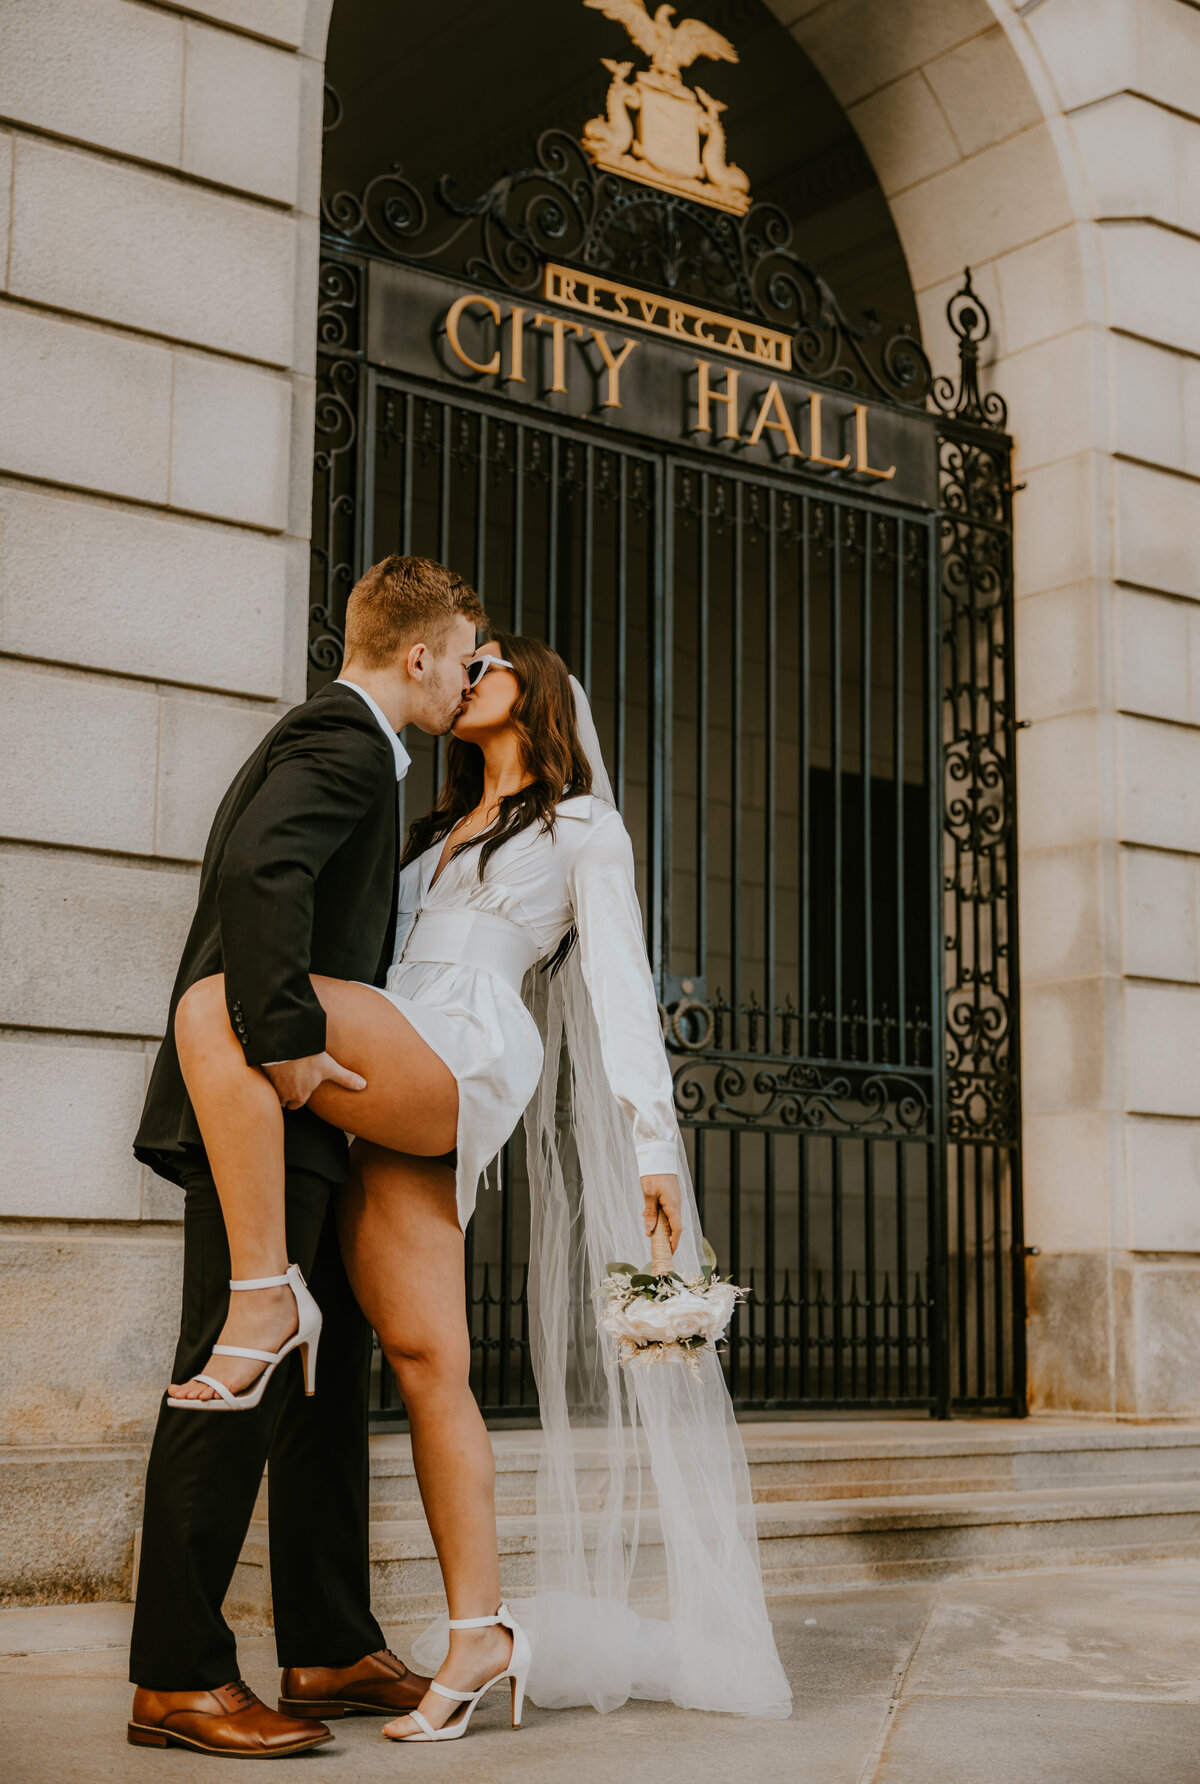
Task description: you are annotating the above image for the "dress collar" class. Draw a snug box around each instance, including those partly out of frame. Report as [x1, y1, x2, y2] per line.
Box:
[335, 679, 411, 781]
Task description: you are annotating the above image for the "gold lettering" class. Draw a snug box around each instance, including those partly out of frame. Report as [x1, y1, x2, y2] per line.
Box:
[808, 391, 851, 469]
[589, 329, 638, 408]
[612, 289, 629, 319]
[694, 318, 714, 344]
[746, 381, 803, 457]
[637, 297, 661, 325]
[445, 293, 502, 376]
[561, 273, 577, 304]
[507, 306, 527, 385]
[532, 313, 584, 393]
[668, 306, 686, 336]
[854, 404, 896, 481]
[694, 359, 741, 439]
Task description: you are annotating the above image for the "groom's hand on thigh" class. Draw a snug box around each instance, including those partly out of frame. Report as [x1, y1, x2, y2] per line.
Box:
[263, 1053, 367, 1110]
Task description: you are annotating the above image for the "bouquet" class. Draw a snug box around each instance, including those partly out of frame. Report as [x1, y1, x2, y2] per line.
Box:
[595, 1212, 744, 1369]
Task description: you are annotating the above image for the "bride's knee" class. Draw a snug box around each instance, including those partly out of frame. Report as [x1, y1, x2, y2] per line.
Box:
[385, 1334, 471, 1407]
[174, 974, 227, 1057]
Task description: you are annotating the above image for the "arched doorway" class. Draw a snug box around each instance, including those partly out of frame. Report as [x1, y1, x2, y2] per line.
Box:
[311, 0, 1023, 1419]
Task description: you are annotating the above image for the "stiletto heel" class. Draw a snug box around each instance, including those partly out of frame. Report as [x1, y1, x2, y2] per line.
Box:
[382, 1604, 531, 1743]
[166, 1264, 322, 1412]
[298, 1327, 320, 1396]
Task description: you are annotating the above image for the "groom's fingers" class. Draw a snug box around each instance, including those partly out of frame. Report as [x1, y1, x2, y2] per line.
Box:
[321, 1053, 367, 1093]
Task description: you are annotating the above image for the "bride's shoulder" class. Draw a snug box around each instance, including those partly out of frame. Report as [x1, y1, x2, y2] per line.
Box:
[554, 793, 622, 834]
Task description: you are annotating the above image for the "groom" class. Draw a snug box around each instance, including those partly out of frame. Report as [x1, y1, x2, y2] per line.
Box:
[129, 556, 487, 1758]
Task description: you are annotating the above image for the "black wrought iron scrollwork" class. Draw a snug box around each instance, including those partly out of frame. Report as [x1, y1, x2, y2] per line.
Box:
[320, 106, 932, 409]
[936, 274, 1019, 1148]
[308, 351, 359, 679]
[672, 1055, 931, 1135]
[932, 267, 1008, 430]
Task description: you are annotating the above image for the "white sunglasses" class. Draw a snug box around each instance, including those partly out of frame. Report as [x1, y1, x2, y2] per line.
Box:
[466, 654, 515, 688]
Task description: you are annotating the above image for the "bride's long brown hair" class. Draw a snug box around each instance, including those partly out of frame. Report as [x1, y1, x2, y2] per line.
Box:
[400, 631, 593, 878]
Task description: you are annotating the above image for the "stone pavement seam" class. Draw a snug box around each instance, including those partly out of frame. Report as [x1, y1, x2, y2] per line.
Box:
[855, 1582, 943, 1784]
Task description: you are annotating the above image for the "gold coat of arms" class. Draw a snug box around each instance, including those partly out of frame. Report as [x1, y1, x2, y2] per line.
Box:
[581, 1, 752, 215]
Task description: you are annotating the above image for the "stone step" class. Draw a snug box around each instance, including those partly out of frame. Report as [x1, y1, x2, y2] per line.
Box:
[251, 1419, 1200, 1522]
[228, 1472, 1200, 1632]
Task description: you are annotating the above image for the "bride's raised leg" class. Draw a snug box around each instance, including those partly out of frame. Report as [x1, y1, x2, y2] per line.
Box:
[338, 1144, 512, 1737]
[169, 972, 458, 1401]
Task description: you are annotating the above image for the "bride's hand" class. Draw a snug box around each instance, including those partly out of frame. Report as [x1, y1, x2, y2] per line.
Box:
[641, 1174, 682, 1253]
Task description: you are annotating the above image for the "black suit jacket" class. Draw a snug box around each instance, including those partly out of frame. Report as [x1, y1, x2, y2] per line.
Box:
[135, 682, 401, 1187]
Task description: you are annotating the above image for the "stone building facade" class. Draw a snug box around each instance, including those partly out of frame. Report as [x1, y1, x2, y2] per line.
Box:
[1, 0, 1198, 1600]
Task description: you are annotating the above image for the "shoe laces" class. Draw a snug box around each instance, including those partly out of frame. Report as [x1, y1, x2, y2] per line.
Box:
[227, 1680, 260, 1710]
[381, 1648, 408, 1676]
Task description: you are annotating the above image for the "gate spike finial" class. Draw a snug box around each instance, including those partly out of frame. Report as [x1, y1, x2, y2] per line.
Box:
[932, 267, 1008, 428]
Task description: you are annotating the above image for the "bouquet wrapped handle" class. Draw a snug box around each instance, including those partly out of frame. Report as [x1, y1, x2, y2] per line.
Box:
[650, 1208, 673, 1275]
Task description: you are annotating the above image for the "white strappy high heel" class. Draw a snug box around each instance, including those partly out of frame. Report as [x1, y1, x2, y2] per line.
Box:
[383, 1604, 532, 1742]
[165, 1264, 321, 1412]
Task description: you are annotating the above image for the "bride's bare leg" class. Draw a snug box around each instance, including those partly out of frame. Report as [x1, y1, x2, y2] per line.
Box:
[172, 975, 292, 1400]
[170, 973, 457, 1400]
[339, 1144, 510, 1736]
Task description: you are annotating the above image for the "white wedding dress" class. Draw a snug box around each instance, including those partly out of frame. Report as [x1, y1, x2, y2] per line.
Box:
[367, 682, 792, 1720]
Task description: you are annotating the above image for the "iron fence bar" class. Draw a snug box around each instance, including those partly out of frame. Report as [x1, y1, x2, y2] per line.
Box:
[864, 1137, 877, 1397]
[512, 422, 525, 631]
[583, 442, 595, 692]
[798, 1134, 810, 1401]
[863, 519, 874, 1056]
[698, 471, 710, 987]
[895, 517, 907, 1064]
[475, 413, 489, 600]
[547, 433, 560, 651]
[832, 509, 844, 1041]
[728, 1129, 741, 1401]
[897, 1141, 909, 1399]
[499, 1140, 513, 1406]
[654, 457, 671, 986]
[764, 1132, 776, 1403]
[766, 488, 778, 1047]
[732, 480, 745, 1015]
[800, 497, 811, 1054]
[831, 1136, 844, 1401]
[402, 390, 414, 551]
[992, 1142, 1005, 1401]
[615, 453, 628, 809]
[357, 368, 376, 579]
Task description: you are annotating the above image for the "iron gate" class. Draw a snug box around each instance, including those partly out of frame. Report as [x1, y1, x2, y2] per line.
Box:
[311, 137, 1024, 1418]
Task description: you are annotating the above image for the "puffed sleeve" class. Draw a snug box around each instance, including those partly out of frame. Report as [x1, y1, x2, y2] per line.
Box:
[567, 811, 680, 1177]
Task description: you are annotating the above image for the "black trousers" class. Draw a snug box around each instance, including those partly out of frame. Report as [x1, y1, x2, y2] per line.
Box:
[129, 1160, 385, 1689]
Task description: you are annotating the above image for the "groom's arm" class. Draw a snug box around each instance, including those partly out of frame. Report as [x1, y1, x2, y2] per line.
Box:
[215, 703, 393, 1068]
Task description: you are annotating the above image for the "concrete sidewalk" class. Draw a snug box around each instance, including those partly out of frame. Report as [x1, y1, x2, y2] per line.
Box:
[3, 1563, 1200, 1783]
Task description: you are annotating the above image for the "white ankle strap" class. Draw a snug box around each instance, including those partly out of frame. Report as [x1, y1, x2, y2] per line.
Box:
[229, 1272, 290, 1291]
[428, 1681, 477, 1702]
[448, 1602, 511, 1630]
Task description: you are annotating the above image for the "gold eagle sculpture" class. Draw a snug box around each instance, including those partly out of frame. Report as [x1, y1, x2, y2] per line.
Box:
[583, 0, 739, 88]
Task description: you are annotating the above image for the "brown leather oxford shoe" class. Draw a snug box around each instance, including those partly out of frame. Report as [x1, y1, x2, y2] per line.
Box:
[129, 1680, 332, 1758]
[279, 1647, 432, 1718]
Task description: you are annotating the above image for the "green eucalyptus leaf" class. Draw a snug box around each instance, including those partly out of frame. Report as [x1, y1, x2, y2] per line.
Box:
[701, 1263, 714, 1281]
[630, 1273, 655, 1289]
[701, 1236, 718, 1272]
[606, 1261, 637, 1276]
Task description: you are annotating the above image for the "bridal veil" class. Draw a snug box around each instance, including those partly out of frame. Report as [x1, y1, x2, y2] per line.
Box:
[415, 676, 792, 1719]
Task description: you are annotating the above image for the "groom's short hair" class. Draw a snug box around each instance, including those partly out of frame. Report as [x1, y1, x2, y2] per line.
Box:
[342, 555, 487, 665]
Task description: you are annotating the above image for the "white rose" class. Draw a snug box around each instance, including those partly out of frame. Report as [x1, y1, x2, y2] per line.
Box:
[608, 1288, 713, 1345]
[692, 1281, 738, 1341]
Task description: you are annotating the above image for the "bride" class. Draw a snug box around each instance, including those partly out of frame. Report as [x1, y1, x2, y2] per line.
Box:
[169, 632, 792, 1733]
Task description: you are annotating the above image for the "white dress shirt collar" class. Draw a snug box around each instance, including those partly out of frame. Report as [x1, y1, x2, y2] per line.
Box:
[335, 678, 411, 781]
